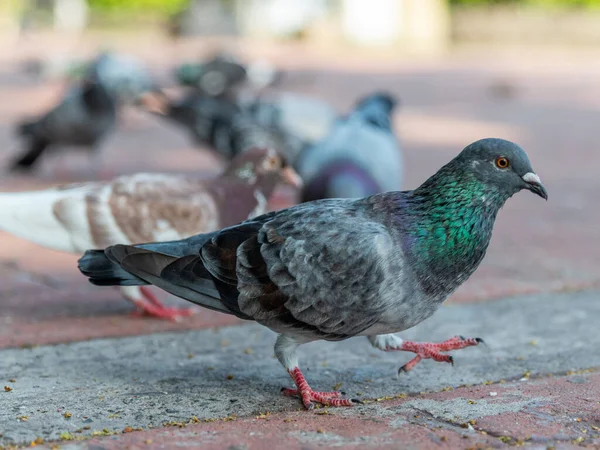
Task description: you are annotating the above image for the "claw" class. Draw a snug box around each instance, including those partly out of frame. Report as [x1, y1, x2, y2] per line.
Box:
[285, 367, 355, 409]
[393, 336, 481, 373]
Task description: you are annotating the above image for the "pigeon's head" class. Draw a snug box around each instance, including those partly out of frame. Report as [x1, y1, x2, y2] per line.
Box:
[223, 147, 303, 189]
[456, 138, 547, 200]
[355, 91, 398, 114]
[353, 91, 398, 129]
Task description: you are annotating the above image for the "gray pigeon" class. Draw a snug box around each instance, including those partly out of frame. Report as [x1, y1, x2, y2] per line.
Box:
[139, 90, 290, 161]
[174, 52, 247, 97]
[11, 77, 117, 174]
[295, 92, 402, 202]
[78, 138, 547, 408]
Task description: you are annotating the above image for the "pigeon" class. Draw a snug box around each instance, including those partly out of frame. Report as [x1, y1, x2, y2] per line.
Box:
[78, 138, 547, 407]
[139, 89, 240, 150]
[1, 148, 302, 320]
[139, 90, 291, 161]
[174, 52, 248, 97]
[295, 92, 402, 202]
[10, 77, 117, 176]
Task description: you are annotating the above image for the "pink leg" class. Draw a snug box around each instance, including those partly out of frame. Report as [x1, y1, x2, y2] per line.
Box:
[129, 287, 196, 321]
[282, 367, 359, 409]
[387, 335, 483, 374]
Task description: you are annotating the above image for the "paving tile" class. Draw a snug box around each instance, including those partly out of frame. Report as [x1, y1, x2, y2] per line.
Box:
[1, 290, 599, 447]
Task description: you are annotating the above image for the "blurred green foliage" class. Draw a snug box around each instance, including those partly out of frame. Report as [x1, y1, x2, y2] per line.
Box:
[88, 0, 189, 15]
[450, 0, 600, 7]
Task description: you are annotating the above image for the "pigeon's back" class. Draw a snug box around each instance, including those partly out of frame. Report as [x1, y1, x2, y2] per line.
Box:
[43, 84, 116, 146]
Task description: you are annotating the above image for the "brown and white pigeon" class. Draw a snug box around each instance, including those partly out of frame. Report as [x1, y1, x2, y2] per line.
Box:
[78, 138, 546, 408]
[0, 148, 302, 320]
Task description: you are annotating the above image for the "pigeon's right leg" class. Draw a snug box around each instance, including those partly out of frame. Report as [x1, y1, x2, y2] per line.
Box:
[120, 286, 196, 321]
[368, 334, 483, 374]
[275, 335, 358, 409]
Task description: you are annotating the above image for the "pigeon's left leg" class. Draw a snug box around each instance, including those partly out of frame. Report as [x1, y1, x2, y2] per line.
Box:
[275, 335, 358, 409]
[368, 334, 483, 374]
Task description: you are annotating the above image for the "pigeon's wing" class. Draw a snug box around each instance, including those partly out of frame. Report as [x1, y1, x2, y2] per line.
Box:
[239, 199, 395, 338]
[54, 173, 221, 250]
[97, 198, 396, 339]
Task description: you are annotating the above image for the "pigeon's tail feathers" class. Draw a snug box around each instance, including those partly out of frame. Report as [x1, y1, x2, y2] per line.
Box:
[10, 138, 49, 171]
[78, 249, 148, 286]
[0, 187, 91, 252]
[94, 244, 232, 314]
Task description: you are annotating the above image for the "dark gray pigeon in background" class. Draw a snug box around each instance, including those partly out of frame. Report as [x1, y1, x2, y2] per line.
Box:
[138, 89, 241, 152]
[139, 89, 291, 161]
[295, 92, 402, 202]
[174, 52, 248, 97]
[10, 77, 117, 175]
[175, 51, 280, 97]
[78, 138, 547, 409]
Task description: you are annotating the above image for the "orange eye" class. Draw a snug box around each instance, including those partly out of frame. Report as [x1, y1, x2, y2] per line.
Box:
[495, 157, 509, 169]
[262, 156, 280, 170]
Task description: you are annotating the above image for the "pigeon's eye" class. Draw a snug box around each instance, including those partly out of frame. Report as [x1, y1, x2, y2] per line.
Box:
[495, 157, 510, 169]
[263, 156, 280, 170]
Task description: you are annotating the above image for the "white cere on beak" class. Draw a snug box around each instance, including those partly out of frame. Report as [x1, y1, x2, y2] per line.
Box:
[522, 172, 542, 185]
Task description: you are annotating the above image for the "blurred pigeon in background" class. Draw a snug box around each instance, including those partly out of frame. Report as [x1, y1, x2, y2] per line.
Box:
[174, 52, 248, 97]
[10, 77, 117, 177]
[295, 92, 402, 202]
[138, 89, 292, 162]
[0, 147, 302, 320]
[175, 51, 280, 97]
[78, 138, 547, 408]
[137, 88, 240, 151]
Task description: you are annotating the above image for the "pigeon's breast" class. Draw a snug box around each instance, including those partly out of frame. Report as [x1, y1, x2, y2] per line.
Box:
[358, 247, 443, 336]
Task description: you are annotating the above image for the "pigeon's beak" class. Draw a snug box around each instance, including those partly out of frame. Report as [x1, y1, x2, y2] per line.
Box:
[281, 166, 304, 189]
[137, 92, 169, 115]
[522, 172, 548, 200]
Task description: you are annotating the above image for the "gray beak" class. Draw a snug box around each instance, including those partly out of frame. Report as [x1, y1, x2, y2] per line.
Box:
[522, 172, 548, 200]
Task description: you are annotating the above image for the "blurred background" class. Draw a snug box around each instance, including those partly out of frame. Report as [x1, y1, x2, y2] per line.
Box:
[0, 0, 598, 344]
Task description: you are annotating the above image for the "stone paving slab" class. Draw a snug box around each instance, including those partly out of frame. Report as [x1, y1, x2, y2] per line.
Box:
[29, 370, 600, 449]
[1, 290, 599, 446]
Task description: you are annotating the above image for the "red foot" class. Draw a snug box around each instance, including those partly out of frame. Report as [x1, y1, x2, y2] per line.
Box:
[130, 287, 196, 321]
[282, 367, 359, 409]
[397, 336, 483, 373]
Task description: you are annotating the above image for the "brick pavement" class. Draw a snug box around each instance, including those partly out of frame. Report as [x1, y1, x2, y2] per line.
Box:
[0, 36, 599, 448]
